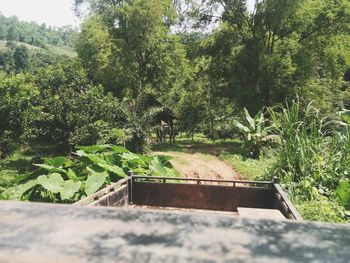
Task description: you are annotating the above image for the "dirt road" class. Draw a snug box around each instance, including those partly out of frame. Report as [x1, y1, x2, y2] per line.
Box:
[153, 151, 240, 180]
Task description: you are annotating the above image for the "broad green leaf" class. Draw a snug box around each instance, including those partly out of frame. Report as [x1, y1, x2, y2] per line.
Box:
[244, 108, 255, 130]
[232, 120, 249, 133]
[336, 180, 350, 208]
[37, 173, 64, 194]
[67, 168, 79, 181]
[85, 172, 108, 196]
[60, 181, 82, 200]
[111, 145, 129, 153]
[149, 157, 168, 176]
[76, 145, 111, 153]
[164, 167, 179, 177]
[77, 152, 107, 165]
[2, 180, 38, 200]
[14, 173, 32, 184]
[96, 162, 126, 178]
[34, 164, 68, 175]
[75, 150, 89, 157]
[44, 156, 69, 167]
[122, 152, 146, 168]
[122, 152, 141, 162]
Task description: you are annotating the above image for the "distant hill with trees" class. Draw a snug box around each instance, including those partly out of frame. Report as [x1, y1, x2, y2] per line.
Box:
[0, 13, 77, 72]
[0, 13, 77, 48]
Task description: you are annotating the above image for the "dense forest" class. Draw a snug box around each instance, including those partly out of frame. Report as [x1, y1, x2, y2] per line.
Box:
[0, 0, 350, 222]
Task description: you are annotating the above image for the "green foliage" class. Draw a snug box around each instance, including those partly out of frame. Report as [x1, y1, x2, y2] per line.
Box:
[220, 153, 271, 181]
[296, 198, 349, 223]
[177, 91, 206, 140]
[232, 108, 273, 159]
[75, 0, 189, 101]
[199, 0, 350, 113]
[0, 41, 76, 74]
[0, 72, 36, 157]
[84, 171, 107, 196]
[0, 14, 77, 48]
[1, 145, 177, 203]
[340, 110, 350, 124]
[268, 100, 350, 221]
[336, 180, 350, 210]
[26, 62, 123, 150]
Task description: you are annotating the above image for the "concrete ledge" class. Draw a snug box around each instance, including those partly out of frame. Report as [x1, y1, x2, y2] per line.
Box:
[0, 201, 349, 262]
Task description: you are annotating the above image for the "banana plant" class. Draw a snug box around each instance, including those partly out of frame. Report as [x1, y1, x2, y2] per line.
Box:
[233, 108, 273, 159]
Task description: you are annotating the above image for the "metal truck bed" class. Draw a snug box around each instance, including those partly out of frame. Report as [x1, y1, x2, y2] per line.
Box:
[75, 175, 302, 220]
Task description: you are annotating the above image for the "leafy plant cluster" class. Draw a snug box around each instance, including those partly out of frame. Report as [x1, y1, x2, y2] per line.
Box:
[267, 101, 350, 222]
[0, 145, 176, 203]
[0, 62, 126, 157]
[232, 108, 274, 159]
[230, 101, 350, 222]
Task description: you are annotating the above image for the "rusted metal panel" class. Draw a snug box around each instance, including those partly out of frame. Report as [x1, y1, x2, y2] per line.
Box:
[74, 176, 301, 221]
[132, 182, 275, 212]
[91, 185, 128, 207]
[273, 184, 303, 220]
[74, 178, 128, 206]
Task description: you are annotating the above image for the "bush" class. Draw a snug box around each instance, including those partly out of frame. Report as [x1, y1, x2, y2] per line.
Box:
[27, 63, 123, 151]
[296, 199, 349, 223]
[0, 73, 37, 158]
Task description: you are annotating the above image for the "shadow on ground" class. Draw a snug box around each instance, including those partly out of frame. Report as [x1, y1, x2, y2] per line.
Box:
[151, 140, 242, 156]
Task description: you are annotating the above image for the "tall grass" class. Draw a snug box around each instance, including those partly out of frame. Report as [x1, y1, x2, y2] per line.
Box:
[268, 101, 350, 221]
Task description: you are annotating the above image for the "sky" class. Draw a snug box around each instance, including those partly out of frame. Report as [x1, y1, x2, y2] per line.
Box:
[0, 0, 79, 27]
[247, 0, 256, 12]
[0, 0, 257, 28]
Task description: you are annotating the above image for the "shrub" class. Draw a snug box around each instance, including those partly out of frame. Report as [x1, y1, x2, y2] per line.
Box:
[27, 64, 123, 151]
[0, 73, 37, 158]
[296, 199, 349, 223]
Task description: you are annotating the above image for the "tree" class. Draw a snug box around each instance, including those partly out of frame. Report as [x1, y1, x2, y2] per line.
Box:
[0, 73, 36, 157]
[74, 0, 190, 107]
[27, 62, 123, 152]
[75, 16, 118, 93]
[13, 45, 29, 71]
[200, 0, 350, 113]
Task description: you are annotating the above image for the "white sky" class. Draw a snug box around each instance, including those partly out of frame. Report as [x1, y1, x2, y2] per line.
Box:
[247, 0, 256, 12]
[0, 0, 79, 27]
[0, 0, 257, 28]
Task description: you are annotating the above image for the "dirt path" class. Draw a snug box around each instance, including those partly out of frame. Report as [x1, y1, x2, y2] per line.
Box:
[153, 151, 240, 180]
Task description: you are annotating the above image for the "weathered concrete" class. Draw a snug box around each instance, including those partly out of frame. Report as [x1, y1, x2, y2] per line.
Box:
[237, 207, 286, 221]
[0, 201, 349, 263]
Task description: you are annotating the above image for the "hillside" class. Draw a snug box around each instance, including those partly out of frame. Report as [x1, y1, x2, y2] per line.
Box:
[0, 40, 76, 57]
[0, 14, 77, 48]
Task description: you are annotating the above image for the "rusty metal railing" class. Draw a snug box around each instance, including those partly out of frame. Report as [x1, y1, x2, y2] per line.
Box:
[131, 175, 273, 188]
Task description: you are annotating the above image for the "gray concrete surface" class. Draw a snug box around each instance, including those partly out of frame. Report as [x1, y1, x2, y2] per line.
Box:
[0, 201, 349, 263]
